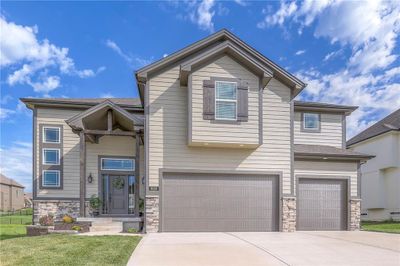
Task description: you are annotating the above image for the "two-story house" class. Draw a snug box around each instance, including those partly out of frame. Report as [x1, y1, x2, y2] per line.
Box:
[22, 29, 373, 232]
[347, 109, 399, 221]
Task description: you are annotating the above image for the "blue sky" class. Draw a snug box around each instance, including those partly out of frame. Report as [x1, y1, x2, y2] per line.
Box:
[1, 1, 399, 191]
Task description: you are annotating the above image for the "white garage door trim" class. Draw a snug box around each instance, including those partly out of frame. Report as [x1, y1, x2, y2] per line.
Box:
[159, 169, 283, 232]
[296, 175, 351, 231]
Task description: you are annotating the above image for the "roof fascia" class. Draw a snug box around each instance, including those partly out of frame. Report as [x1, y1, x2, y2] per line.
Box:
[66, 100, 144, 130]
[135, 29, 306, 95]
[179, 40, 273, 87]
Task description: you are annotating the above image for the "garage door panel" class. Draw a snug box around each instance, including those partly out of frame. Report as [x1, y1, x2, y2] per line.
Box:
[162, 173, 278, 232]
[298, 179, 348, 231]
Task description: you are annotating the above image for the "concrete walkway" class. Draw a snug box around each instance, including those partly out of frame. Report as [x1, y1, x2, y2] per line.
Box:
[128, 231, 400, 266]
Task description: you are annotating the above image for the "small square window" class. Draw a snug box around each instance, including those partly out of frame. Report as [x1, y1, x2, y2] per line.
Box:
[215, 81, 237, 120]
[43, 149, 60, 165]
[42, 170, 60, 187]
[303, 113, 320, 130]
[43, 127, 60, 143]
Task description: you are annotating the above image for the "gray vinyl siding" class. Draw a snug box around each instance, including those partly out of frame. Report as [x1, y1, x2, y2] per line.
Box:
[294, 160, 358, 197]
[36, 108, 81, 198]
[148, 63, 292, 193]
[36, 108, 145, 199]
[190, 55, 260, 146]
[294, 112, 343, 148]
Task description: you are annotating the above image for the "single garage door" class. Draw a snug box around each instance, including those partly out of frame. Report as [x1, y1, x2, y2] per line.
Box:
[161, 173, 279, 232]
[297, 178, 348, 231]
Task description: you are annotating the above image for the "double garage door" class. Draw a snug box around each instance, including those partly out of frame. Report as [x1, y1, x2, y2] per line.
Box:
[161, 173, 279, 232]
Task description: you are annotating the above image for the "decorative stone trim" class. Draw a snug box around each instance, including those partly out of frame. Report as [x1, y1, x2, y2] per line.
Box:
[33, 200, 80, 224]
[282, 197, 296, 232]
[350, 199, 361, 231]
[145, 195, 159, 233]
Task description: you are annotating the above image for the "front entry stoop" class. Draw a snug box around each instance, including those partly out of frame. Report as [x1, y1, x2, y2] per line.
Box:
[77, 217, 143, 234]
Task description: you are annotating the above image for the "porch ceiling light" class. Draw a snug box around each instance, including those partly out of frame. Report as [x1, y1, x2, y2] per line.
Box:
[87, 173, 93, 183]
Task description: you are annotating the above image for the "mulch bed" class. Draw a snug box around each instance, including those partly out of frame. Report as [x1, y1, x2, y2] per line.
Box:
[54, 222, 91, 233]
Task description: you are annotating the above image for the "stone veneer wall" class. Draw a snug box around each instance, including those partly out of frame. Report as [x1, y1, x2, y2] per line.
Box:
[145, 195, 159, 233]
[282, 197, 296, 232]
[350, 199, 361, 231]
[33, 200, 80, 224]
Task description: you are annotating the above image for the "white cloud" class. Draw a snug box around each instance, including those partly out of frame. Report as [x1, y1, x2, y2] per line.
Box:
[163, 54, 168, 58]
[190, 0, 215, 32]
[262, 0, 400, 138]
[0, 107, 16, 121]
[0, 95, 13, 105]
[0, 16, 104, 94]
[106, 39, 152, 68]
[295, 50, 306, 55]
[0, 142, 32, 192]
[234, 0, 248, 7]
[100, 92, 115, 98]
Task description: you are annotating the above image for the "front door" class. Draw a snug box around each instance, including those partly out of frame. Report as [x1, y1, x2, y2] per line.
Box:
[108, 175, 128, 214]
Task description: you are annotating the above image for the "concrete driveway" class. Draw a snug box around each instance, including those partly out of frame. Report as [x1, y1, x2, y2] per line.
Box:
[128, 231, 400, 266]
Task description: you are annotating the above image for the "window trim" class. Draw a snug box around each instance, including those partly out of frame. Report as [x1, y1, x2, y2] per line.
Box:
[42, 170, 61, 188]
[42, 148, 60, 165]
[301, 112, 321, 133]
[43, 126, 61, 144]
[100, 158, 135, 171]
[215, 80, 238, 121]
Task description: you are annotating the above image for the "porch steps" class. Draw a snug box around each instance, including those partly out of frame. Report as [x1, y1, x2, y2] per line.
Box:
[77, 217, 123, 233]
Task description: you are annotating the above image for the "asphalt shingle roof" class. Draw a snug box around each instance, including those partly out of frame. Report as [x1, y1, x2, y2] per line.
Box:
[347, 109, 400, 146]
[294, 144, 374, 159]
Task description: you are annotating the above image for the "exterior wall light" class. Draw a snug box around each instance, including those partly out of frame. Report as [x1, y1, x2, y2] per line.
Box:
[88, 173, 93, 183]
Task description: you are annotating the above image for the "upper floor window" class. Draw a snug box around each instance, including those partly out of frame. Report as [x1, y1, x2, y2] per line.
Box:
[101, 158, 135, 171]
[215, 81, 237, 120]
[303, 113, 320, 131]
[43, 148, 60, 165]
[43, 127, 60, 143]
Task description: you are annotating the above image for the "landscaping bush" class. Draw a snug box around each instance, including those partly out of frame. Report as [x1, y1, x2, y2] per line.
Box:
[62, 215, 74, 224]
[39, 215, 54, 226]
[71, 225, 82, 231]
[127, 228, 138, 233]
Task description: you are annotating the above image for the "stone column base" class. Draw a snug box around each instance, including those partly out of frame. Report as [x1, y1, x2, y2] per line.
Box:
[145, 195, 159, 233]
[33, 200, 80, 224]
[282, 197, 296, 232]
[350, 199, 361, 231]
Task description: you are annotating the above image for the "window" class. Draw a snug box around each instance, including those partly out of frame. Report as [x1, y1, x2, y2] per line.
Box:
[101, 158, 134, 171]
[42, 170, 60, 187]
[43, 127, 60, 143]
[215, 81, 237, 120]
[303, 113, 320, 130]
[43, 149, 60, 165]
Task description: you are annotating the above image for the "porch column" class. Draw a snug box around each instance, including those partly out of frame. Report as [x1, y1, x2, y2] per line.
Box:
[79, 131, 86, 217]
[134, 130, 141, 216]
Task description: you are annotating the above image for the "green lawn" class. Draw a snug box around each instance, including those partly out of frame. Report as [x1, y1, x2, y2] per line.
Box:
[1, 234, 141, 266]
[0, 214, 32, 225]
[362, 221, 400, 234]
[0, 224, 28, 240]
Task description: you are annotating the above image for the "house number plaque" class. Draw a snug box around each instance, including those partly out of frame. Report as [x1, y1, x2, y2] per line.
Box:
[149, 186, 159, 191]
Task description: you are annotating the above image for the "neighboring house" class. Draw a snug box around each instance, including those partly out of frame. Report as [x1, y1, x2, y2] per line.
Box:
[0, 174, 25, 211]
[24, 192, 33, 208]
[21, 29, 373, 232]
[347, 109, 400, 221]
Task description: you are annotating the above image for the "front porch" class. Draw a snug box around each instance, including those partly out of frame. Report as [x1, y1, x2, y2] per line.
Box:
[66, 100, 145, 220]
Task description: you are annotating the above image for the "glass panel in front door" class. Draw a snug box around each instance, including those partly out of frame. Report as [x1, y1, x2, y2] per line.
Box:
[128, 175, 135, 214]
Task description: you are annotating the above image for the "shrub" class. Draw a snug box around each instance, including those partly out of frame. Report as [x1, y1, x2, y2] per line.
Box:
[62, 215, 74, 224]
[127, 228, 138, 233]
[39, 214, 54, 226]
[89, 195, 102, 210]
[71, 225, 82, 231]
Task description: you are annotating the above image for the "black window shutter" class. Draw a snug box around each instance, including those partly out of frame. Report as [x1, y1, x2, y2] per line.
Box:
[237, 83, 248, 122]
[203, 80, 215, 120]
